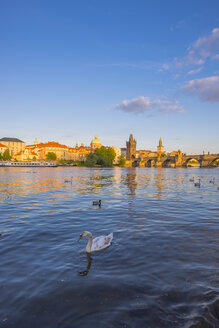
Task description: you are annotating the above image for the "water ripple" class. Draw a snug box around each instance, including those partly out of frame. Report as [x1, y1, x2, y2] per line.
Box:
[0, 167, 218, 327]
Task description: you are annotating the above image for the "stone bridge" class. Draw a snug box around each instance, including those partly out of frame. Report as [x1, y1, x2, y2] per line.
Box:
[132, 153, 219, 168]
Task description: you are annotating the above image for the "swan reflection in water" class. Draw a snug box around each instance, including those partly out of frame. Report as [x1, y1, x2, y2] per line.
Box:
[79, 253, 93, 276]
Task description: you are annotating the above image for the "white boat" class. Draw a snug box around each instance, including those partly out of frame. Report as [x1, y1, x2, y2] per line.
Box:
[0, 161, 58, 167]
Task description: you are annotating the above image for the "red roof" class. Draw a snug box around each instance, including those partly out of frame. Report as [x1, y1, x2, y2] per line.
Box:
[25, 142, 92, 152]
[0, 143, 7, 148]
[26, 141, 68, 149]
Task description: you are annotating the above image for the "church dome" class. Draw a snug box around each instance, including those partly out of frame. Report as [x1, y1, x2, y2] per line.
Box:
[91, 136, 101, 145]
[91, 136, 102, 149]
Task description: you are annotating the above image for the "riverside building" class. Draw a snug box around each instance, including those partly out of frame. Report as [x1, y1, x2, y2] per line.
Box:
[0, 143, 8, 156]
[0, 137, 25, 157]
[14, 140, 93, 161]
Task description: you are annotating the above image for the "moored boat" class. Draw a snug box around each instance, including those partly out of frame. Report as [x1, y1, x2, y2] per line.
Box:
[0, 161, 58, 167]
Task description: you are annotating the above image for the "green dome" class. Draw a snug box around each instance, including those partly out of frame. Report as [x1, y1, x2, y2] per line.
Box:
[91, 136, 101, 145]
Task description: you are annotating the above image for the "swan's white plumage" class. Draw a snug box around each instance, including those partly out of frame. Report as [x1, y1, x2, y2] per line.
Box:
[78, 231, 113, 253]
[91, 233, 113, 252]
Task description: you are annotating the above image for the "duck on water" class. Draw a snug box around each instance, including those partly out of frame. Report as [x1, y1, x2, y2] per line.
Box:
[93, 200, 101, 207]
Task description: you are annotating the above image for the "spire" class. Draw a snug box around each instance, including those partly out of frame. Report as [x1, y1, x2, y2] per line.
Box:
[159, 137, 163, 147]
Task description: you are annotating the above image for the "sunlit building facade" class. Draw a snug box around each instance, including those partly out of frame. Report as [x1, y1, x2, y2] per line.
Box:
[16, 140, 93, 161]
[112, 147, 121, 164]
[14, 148, 38, 161]
[136, 150, 157, 159]
[0, 137, 25, 157]
[0, 143, 8, 156]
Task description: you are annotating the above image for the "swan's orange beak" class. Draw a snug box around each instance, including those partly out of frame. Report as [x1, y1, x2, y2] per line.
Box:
[78, 235, 83, 241]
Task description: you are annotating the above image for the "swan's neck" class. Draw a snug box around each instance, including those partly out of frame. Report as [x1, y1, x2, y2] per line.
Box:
[86, 232, 93, 253]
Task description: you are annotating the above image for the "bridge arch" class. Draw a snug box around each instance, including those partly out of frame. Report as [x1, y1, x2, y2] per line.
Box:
[183, 157, 201, 167]
[132, 159, 139, 167]
[145, 159, 155, 167]
[209, 157, 219, 167]
[162, 159, 175, 167]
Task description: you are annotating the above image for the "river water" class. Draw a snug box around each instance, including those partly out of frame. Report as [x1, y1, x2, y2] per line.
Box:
[0, 167, 218, 328]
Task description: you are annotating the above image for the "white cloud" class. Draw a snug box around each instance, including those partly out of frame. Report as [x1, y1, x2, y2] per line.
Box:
[158, 63, 170, 72]
[170, 20, 186, 32]
[115, 96, 184, 114]
[177, 28, 219, 66]
[193, 28, 219, 51]
[187, 67, 203, 75]
[183, 76, 219, 102]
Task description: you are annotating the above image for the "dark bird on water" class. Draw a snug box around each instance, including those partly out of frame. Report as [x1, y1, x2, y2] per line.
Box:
[64, 177, 73, 183]
[93, 200, 101, 207]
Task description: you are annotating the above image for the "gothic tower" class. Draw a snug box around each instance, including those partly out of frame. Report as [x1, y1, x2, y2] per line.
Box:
[157, 137, 164, 154]
[126, 134, 136, 160]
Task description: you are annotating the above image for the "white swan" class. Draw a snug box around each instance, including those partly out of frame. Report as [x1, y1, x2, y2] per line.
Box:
[78, 231, 113, 253]
[194, 179, 201, 187]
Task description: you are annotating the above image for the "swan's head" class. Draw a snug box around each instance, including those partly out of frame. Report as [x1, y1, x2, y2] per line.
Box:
[78, 231, 89, 241]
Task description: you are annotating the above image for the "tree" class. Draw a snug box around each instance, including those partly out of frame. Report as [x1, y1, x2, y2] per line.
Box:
[85, 146, 116, 167]
[85, 153, 98, 167]
[46, 152, 57, 161]
[161, 152, 167, 157]
[118, 155, 126, 166]
[3, 149, 11, 161]
[0, 153, 2, 160]
[96, 155, 112, 167]
[95, 146, 116, 163]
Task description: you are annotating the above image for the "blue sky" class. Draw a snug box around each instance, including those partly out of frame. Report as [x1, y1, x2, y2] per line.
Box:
[0, 0, 219, 153]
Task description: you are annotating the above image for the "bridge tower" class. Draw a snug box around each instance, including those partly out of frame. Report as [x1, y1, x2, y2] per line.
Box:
[126, 134, 136, 160]
[157, 137, 164, 155]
